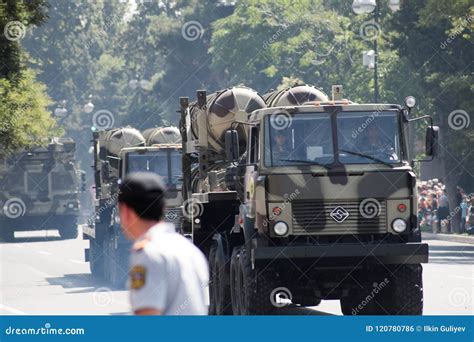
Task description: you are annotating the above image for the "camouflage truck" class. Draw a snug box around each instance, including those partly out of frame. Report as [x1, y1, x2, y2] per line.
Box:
[0, 138, 84, 241]
[83, 126, 183, 286]
[180, 85, 437, 315]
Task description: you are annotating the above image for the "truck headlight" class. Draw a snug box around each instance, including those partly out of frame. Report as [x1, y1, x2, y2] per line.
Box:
[273, 221, 289, 236]
[392, 218, 407, 233]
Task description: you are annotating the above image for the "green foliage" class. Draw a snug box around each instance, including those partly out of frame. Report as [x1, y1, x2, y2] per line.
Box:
[0, 69, 58, 158]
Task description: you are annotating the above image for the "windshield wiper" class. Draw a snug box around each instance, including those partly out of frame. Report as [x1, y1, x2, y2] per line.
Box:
[278, 159, 332, 169]
[339, 149, 393, 168]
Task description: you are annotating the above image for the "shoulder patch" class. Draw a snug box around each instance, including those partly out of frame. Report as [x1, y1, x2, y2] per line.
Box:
[132, 237, 150, 252]
[130, 265, 146, 290]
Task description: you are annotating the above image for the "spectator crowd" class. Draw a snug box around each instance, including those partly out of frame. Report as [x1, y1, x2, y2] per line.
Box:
[417, 179, 473, 234]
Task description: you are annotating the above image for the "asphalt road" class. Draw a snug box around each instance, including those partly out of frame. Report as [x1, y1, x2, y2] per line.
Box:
[1, 229, 472, 315]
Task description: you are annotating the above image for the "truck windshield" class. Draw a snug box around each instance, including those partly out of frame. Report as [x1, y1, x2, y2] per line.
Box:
[337, 111, 401, 164]
[126, 151, 182, 185]
[264, 113, 334, 167]
[264, 111, 402, 167]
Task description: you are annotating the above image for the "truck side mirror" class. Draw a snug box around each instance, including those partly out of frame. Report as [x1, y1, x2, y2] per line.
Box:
[425, 126, 439, 157]
[225, 130, 240, 162]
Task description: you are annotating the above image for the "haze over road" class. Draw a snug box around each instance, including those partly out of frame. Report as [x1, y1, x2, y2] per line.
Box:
[1, 229, 472, 315]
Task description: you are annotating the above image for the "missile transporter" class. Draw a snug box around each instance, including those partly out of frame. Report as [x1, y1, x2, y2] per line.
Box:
[180, 85, 437, 315]
[0, 138, 84, 241]
[84, 126, 183, 286]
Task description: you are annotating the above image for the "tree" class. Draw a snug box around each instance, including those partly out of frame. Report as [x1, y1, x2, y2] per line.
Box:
[389, 0, 473, 231]
[0, 0, 55, 157]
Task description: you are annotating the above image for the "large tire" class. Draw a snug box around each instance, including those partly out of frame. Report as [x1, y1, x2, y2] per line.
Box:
[340, 264, 423, 315]
[208, 244, 217, 315]
[89, 239, 105, 277]
[104, 230, 129, 289]
[230, 247, 242, 315]
[235, 246, 276, 315]
[59, 216, 78, 239]
[384, 264, 423, 315]
[210, 243, 232, 315]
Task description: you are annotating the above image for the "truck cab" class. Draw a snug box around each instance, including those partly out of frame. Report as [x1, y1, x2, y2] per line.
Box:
[120, 144, 183, 226]
[224, 98, 437, 314]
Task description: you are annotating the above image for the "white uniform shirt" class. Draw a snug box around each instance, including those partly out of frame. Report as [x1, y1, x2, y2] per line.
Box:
[129, 222, 209, 315]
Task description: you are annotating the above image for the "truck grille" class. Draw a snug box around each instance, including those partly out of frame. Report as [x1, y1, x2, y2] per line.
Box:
[26, 172, 48, 193]
[292, 200, 387, 235]
[164, 208, 182, 226]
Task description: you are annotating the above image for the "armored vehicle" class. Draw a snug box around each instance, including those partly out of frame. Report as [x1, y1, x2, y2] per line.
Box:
[0, 138, 84, 241]
[83, 126, 183, 286]
[180, 85, 436, 315]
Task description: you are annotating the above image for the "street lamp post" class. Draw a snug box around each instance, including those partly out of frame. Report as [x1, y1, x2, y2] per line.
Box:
[353, 0, 399, 103]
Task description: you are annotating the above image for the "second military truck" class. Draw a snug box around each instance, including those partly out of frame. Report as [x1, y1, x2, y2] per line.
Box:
[83, 126, 183, 286]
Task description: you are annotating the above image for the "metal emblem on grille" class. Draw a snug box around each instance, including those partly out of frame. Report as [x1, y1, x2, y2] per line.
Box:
[165, 210, 178, 221]
[330, 206, 349, 223]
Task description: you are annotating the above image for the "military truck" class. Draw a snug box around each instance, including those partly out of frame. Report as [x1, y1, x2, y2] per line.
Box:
[180, 85, 436, 315]
[0, 138, 84, 241]
[83, 126, 183, 286]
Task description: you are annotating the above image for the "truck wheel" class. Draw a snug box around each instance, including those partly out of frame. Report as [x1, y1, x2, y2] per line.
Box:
[208, 244, 217, 315]
[89, 239, 105, 277]
[210, 243, 232, 315]
[230, 247, 242, 315]
[104, 231, 128, 289]
[237, 246, 276, 315]
[380, 264, 423, 315]
[59, 217, 78, 239]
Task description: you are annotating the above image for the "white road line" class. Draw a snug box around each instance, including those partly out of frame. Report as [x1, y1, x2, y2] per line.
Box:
[69, 259, 84, 264]
[37, 251, 52, 256]
[0, 303, 26, 315]
[448, 275, 474, 281]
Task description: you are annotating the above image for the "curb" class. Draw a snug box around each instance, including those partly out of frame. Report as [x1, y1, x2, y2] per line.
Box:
[422, 232, 474, 245]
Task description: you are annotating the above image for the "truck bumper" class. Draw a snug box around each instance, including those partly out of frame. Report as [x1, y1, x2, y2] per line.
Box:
[252, 242, 428, 266]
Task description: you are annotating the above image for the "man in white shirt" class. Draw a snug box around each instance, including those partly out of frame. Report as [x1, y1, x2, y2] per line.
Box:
[118, 172, 209, 315]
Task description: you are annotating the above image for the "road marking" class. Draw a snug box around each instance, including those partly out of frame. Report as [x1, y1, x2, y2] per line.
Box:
[448, 275, 474, 281]
[37, 251, 52, 256]
[69, 259, 84, 264]
[0, 303, 26, 315]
